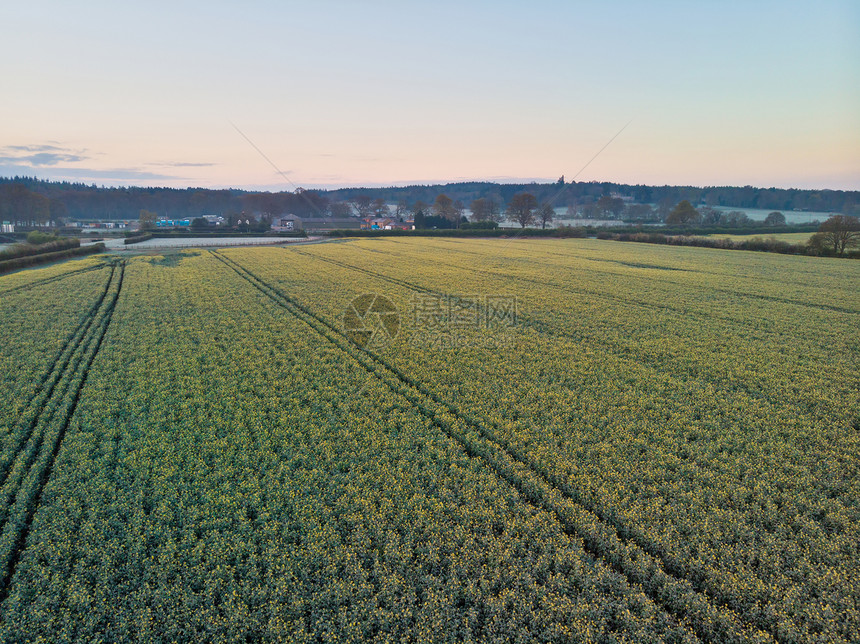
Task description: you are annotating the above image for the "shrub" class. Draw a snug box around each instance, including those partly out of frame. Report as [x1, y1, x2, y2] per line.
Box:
[0, 243, 103, 274]
[460, 221, 499, 230]
[26, 231, 62, 245]
[124, 233, 153, 245]
[552, 225, 587, 238]
[0, 238, 80, 262]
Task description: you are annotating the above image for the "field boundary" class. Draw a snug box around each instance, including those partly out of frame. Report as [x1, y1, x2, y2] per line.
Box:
[0, 243, 106, 276]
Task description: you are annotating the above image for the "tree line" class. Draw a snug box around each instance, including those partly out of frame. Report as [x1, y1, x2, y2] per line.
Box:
[4, 177, 857, 252]
[2, 176, 857, 223]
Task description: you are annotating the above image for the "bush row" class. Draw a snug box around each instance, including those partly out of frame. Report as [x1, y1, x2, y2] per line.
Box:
[323, 224, 818, 240]
[325, 225, 589, 238]
[123, 233, 153, 245]
[645, 224, 819, 237]
[0, 238, 79, 262]
[596, 231, 860, 258]
[0, 243, 105, 275]
[136, 230, 307, 238]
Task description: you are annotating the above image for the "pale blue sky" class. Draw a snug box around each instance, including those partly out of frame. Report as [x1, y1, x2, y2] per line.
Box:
[1, 1, 858, 190]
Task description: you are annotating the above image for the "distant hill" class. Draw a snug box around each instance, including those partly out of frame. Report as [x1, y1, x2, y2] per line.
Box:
[1, 176, 857, 221]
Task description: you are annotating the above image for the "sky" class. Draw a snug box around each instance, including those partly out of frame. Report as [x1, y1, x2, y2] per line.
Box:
[1, 1, 858, 191]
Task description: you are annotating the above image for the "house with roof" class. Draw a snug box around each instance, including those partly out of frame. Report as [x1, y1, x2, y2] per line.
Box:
[271, 214, 303, 232]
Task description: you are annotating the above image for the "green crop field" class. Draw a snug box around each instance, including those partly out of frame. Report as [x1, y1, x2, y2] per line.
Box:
[0, 239, 857, 643]
[702, 233, 813, 244]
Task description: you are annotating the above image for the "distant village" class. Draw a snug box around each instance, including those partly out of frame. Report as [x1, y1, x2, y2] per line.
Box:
[2, 177, 853, 239]
[50, 213, 413, 234]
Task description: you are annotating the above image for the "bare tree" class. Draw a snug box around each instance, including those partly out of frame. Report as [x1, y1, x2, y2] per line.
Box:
[0, 184, 50, 226]
[486, 198, 503, 223]
[596, 195, 625, 219]
[813, 215, 860, 255]
[350, 195, 372, 218]
[395, 199, 409, 219]
[371, 198, 390, 217]
[329, 201, 352, 218]
[764, 211, 786, 226]
[506, 192, 538, 228]
[471, 197, 503, 224]
[432, 194, 457, 226]
[626, 203, 655, 221]
[665, 200, 700, 226]
[139, 209, 157, 230]
[470, 198, 491, 222]
[48, 198, 68, 227]
[538, 202, 554, 229]
[453, 200, 465, 227]
[698, 206, 720, 225]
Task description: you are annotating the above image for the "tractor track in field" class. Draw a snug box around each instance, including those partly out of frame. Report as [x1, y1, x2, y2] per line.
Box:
[292, 246, 761, 335]
[0, 262, 125, 606]
[284, 249, 856, 622]
[212, 250, 793, 644]
[0, 264, 116, 489]
[289, 249, 841, 422]
[291, 249, 860, 531]
[396, 238, 858, 314]
[332, 244, 856, 335]
[0, 263, 107, 298]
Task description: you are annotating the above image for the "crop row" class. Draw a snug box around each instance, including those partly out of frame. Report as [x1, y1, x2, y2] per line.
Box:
[0, 262, 114, 433]
[0, 261, 124, 608]
[0, 255, 106, 296]
[312, 238, 857, 410]
[1, 252, 699, 642]
[223, 241, 859, 642]
[0, 241, 854, 642]
[212, 251, 774, 643]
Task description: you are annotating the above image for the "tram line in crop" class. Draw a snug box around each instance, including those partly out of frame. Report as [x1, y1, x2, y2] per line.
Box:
[0, 262, 125, 605]
[288, 248, 830, 427]
[211, 249, 785, 644]
[0, 262, 107, 298]
[0, 264, 115, 488]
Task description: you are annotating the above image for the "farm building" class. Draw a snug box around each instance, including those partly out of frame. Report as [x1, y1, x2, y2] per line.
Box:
[271, 214, 303, 232]
[361, 218, 414, 230]
[272, 216, 363, 232]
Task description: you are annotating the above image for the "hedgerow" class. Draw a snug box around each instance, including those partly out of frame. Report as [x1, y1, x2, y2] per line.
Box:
[0, 243, 105, 275]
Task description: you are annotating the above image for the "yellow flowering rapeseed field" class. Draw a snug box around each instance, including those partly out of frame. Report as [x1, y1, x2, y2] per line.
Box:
[0, 239, 856, 643]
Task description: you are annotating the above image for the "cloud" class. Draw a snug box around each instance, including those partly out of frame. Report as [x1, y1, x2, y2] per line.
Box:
[0, 163, 190, 184]
[0, 143, 89, 166]
[19, 152, 87, 165]
[50, 167, 185, 181]
[0, 143, 218, 184]
[7, 144, 69, 152]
